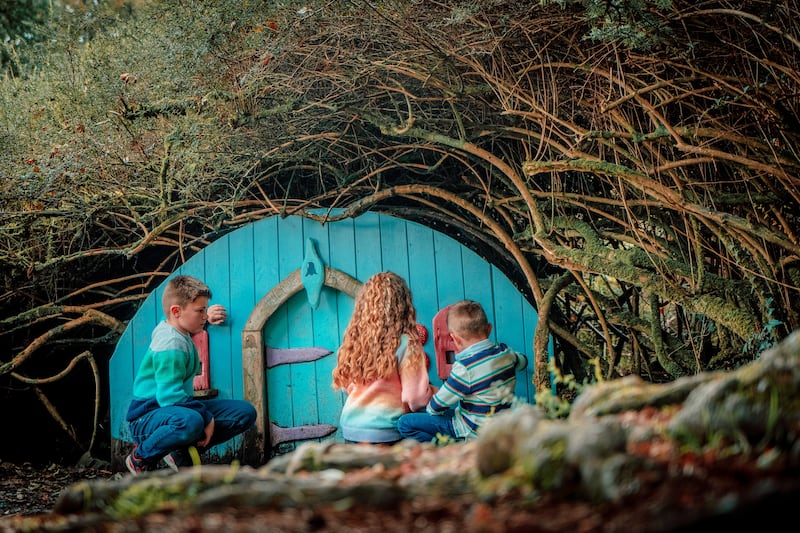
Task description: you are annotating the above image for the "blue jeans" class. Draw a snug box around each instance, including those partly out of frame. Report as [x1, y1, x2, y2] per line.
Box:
[129, 399, 256, 463]
[397, 412, 457, 443]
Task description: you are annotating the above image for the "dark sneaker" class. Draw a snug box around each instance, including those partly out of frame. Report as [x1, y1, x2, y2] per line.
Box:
[163, 446, 199, 472]
[125, 445, 149, 475]
[162, 452, 180, 472]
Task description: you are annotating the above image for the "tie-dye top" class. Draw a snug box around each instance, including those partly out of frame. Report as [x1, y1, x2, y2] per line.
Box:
[338, 334, 434, 443]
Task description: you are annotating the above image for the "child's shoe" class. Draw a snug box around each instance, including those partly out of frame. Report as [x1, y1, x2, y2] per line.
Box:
[162, 446, 199, 472]
[162, 451, 181, 472]
[125, 445, 149, 475]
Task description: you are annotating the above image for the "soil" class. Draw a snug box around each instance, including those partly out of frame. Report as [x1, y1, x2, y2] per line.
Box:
[0, 462, 116, 517]
[2, 451, 799, 533]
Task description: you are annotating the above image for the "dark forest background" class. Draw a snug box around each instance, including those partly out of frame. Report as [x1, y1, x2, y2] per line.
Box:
[1, 0, 798, 466]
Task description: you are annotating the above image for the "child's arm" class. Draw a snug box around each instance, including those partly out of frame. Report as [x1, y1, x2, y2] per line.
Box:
[514, 351, 528, 371]
[399, 364, 434, 412]
[152, 350, 212, 427]
[426, 364, 468, 415]
[153, 350, 196, 406]
[396, 335, 435, 411]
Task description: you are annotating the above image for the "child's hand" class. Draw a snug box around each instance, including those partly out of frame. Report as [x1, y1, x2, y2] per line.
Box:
[207, 304, 227, 325]
[198, 418, 215, 448]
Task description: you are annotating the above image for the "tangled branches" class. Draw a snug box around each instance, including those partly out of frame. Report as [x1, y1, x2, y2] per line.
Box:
[1, 0, 799, 458]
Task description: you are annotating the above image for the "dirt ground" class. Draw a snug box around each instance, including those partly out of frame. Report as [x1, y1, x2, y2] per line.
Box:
[2, 451, 800, 533]
[8, 335, 800, 532]
[0, 462, 115, 517]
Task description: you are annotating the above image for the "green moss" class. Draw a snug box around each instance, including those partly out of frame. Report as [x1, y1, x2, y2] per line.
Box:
[108, 479, 202, 518]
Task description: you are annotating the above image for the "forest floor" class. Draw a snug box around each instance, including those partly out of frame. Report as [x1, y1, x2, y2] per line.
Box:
[7, 334, 800, 531]
[2, 449, 800, 533]
[0, 461, 115, 517]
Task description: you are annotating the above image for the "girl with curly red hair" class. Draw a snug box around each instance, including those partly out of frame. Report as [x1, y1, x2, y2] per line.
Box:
[332, 271, 434, 443]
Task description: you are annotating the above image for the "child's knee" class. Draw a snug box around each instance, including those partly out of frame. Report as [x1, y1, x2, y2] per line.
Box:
[397, 414, 413, 436]
[244, 402, 257, 424]
[238, 405, 256, 432]
[174, 412, 205, 440]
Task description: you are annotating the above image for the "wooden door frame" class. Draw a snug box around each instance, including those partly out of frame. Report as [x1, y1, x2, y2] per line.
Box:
[241, 266, 361, 465]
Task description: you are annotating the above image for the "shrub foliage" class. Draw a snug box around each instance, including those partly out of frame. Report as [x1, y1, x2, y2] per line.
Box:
[1, 0, 798, 458]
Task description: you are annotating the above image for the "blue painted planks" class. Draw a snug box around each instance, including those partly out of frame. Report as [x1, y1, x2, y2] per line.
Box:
[227, 224, 255, 400]
[490, 268, 530, 401]
[406, 221, 438, 357]
[203, 234, 234, 398]
[324, 217, 357, 440]
[377, 214, 410, 281]
[109, 285, 161, 443]
[352, 214, 383, 279]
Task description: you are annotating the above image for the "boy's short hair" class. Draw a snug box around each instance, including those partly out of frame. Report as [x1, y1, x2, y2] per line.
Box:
[447, 300, 490, 338]
[161, 275, 212, 316]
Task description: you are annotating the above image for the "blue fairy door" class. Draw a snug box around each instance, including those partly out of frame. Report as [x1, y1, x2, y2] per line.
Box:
[241, 238, 362, 462]
[110, 210, 547, 469]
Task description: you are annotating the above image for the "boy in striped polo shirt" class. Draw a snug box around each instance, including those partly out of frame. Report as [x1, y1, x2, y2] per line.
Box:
[397, 300, 527, 443]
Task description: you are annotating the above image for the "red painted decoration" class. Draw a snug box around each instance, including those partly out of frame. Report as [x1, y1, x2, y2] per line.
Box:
[191, 330, 210, 391]
[433, 305, 458, 380]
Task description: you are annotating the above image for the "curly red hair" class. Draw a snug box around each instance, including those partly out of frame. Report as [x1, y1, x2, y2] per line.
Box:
[332, 271, 426, 387]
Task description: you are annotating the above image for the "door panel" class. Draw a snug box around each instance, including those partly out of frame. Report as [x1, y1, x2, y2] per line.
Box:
[264, 286, 353, 454]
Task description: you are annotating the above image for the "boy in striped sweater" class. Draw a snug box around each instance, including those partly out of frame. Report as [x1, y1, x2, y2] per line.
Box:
[398, 300, 527, 443]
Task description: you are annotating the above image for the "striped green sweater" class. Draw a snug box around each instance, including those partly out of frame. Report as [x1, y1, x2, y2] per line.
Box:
[126, 321, 211, 425]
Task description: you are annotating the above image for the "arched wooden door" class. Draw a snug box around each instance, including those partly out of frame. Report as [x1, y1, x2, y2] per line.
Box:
[241, 256, 362, 463]
[109, 211, 549, 468]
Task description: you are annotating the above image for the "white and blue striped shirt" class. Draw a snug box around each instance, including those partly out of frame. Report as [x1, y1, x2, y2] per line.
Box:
[428, 338, 527, 438]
